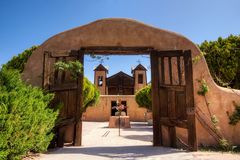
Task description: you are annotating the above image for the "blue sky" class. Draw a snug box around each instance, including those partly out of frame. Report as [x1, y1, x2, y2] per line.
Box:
[1, 0, 240, 82]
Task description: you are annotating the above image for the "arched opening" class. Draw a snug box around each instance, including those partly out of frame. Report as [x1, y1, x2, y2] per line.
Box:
[42, 46, 196, 151]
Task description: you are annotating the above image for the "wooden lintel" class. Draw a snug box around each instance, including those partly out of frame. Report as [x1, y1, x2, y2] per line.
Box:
[80, 46, 153, 54]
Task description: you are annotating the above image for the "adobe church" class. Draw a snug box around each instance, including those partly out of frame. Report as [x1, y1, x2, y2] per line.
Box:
[82, 64, 151, 121]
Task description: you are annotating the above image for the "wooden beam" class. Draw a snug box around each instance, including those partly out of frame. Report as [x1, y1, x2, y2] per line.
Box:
[150, 51, 162, 146]
[184, 50, 197, 151]
[169, 126, 176, 148]
[168, 57, 173, 85]
[57, 127, 65, 147]
[177, 56, 182, 85]
[81, 46, 153, 54]
[161, 57, 165, 84]
[74, 50, 84, 146]
[160, 118, 188, 128]
[49, 83, 78, 92]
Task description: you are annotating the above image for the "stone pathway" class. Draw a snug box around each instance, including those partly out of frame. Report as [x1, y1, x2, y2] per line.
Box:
[35, 122, 240, 160]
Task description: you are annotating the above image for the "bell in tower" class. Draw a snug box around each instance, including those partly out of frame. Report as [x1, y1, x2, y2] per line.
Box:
[94, 64, 108, 95]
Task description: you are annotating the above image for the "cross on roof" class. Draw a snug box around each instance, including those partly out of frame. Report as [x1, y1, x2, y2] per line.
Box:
[137, 59, 141, 64]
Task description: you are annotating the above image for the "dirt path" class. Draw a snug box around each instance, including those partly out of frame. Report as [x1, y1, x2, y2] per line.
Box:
[34, 122, 240, 160]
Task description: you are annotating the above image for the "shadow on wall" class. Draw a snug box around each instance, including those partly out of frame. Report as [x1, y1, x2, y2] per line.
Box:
[47, 146, 184, 159]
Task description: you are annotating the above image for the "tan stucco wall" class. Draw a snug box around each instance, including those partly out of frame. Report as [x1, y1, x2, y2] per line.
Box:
[82, 95, 148, 122]
[134, 70, 147, 93]
[22, 18, 240, 146]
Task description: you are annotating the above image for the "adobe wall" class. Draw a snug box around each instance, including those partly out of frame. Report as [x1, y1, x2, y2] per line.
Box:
[22, 18, 240, 146]
[82, 95, 150, 122]
[134, 70, 147, 93]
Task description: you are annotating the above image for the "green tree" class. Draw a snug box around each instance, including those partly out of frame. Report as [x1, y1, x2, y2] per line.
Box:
[83, 77, 100, 111]
[6, 46, 100, 110]
[3, 46, 38, 72]
[199, 35, 240, 89]
[135, 85, 152, 110]
[0, 67, 59, 160]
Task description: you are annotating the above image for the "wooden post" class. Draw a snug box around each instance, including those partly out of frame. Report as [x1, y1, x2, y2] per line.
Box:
[150, 51, 162, 146]
[74, 50, 84, 146]
[119, 114, 121, 136]
[169, 126, 176, 147]
[57, 127, 65, 147]
[184, 50, 197, 151]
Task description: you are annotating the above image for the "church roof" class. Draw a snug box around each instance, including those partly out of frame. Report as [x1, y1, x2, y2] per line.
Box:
[131, 64, 147, 73]
[94, 64, 108, 73]
[106, 71, 133, 81]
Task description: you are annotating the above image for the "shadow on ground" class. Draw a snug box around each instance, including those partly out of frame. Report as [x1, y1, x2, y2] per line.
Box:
[122, 135, 153, 142]
[48, 146, 184, 159]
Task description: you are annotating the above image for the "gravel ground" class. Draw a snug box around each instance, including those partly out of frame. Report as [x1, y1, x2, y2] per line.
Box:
[32, 122, 240, 160]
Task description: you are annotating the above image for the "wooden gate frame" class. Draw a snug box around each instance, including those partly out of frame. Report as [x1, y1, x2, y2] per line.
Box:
[151, 50, 197, 151]
[42, 50, 84, 146]
[42, 46, 197, 151]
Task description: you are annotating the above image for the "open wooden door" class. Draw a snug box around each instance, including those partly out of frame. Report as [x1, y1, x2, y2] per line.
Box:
[151, 50, 197, 151]
[42, 50, 84, 147]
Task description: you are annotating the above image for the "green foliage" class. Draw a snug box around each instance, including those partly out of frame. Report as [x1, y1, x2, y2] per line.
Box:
[211, 115, 219, 126]
[135, 85, 152, 110]
[229, 102, 240, 125]
[199, 35, 240, 89]
[83, 77, 100, 112]
[192, 51, 206, 64]
[55, 60, 83, 80]
[0, 67, 59, 160]
[197, 79, 209, 96]
[54, 60, 99, 111]
[219, 138, 232, 151]
[3, 46, 38, 73]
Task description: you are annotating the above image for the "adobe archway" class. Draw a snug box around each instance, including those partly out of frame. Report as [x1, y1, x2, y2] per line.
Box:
[23, 18, 240, 151]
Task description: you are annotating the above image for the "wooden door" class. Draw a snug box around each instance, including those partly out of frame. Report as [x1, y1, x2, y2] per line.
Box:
[42, 50, 84, 147]
[151, 50, 197, 151]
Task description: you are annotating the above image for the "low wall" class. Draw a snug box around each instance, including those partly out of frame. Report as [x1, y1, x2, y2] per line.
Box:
[82, 95, 151, 122]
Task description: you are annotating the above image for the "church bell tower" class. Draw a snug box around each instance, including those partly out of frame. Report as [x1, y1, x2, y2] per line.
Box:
[94, 64, 108, 95]
[132, 64, 147, 93]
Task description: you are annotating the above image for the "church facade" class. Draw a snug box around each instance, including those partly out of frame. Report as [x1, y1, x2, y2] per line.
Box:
[82, 64, 152, 121]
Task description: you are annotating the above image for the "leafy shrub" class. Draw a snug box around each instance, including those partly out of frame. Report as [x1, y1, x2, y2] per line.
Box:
[83, 77, 100, 111]
[3, 46, 38, 72]
[0, 67, 59, 160]
[54, 60, 100, 112]
[135, 85, 152, 110]
[55, 61, 83, 80]
[197, 79, 209, 96]
[199, 35, 240, 89]
[229, 102, 240, 125]
[219, 138, 232, 151]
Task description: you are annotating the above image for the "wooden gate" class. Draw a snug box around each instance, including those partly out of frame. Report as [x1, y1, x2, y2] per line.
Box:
[42, 50, 84, 147]
[151, 50, 197, 151]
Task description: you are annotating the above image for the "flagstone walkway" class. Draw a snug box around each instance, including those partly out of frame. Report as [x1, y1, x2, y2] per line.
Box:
[34, 122, 240, 160]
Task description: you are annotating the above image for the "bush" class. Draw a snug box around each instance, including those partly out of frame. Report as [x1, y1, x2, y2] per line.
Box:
[54, 60, 100, 112]
[83, 77, 100, 112]
[229, 103, 240, 125]
[135, 85, 152, 110]
[0, 68, 59, 160]
[3, 46, 38, 73]
[199, 35, 240, 89]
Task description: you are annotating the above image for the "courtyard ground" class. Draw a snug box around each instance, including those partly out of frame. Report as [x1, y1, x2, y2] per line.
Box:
[34, 122, 240, 160]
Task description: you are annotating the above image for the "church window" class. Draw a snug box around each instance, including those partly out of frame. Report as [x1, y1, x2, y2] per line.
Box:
[138, 74, 143, 84]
